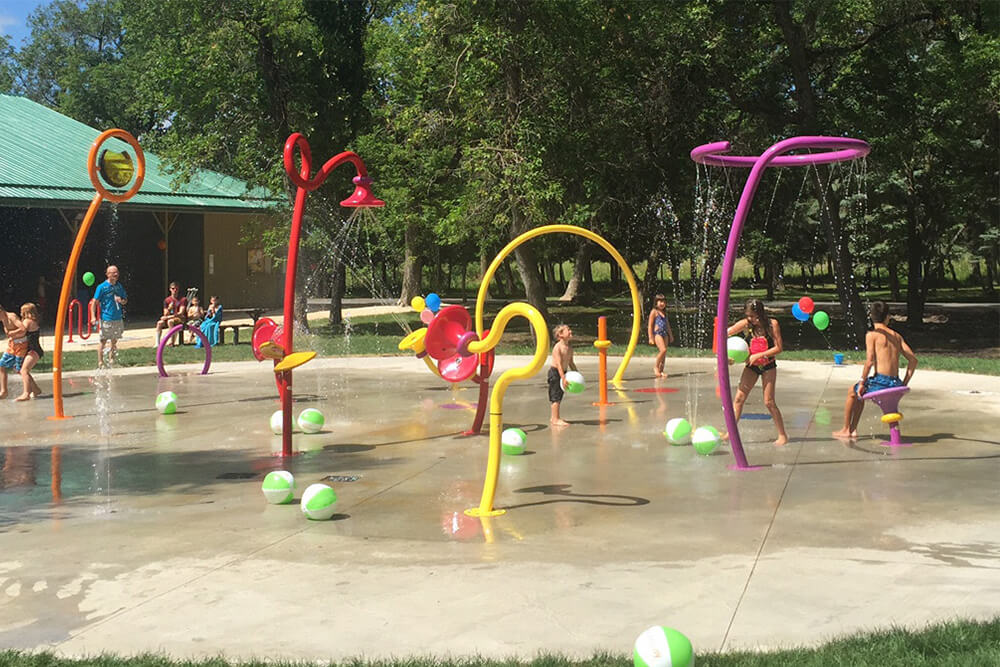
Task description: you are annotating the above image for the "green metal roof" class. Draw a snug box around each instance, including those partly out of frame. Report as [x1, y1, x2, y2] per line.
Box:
[0, 94, 283, 212]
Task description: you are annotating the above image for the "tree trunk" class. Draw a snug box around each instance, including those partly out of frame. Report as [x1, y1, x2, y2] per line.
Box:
[560, 240, 593, 302]
[479, 252, 491, 301]
[888, 259, 901, 302]
[764, 263, 775, 300]
[399, 222, 422, 305]
[774, 0, 867, 346]
[641, 247, 662, 306]
[905, 193, 925, 326]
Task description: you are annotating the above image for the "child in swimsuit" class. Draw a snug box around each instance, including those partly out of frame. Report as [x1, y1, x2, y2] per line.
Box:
[0, 304, 28, 400]
[834, 300, 918, 438]
[16, 303, 43, 401]
[548, 324, 577, 427]
[647, 293, 675, 379]
[725, 298, 789, 446]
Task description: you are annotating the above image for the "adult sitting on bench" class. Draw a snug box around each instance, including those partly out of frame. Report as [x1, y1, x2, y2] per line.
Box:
[155, 282, 187, 347]
[833, 300, 918, 440]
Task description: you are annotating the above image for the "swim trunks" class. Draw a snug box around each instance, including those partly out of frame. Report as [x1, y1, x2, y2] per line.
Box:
[855, 373, 903, 396]
[547, 366, 564, 403]
[0, 352, 25, 371]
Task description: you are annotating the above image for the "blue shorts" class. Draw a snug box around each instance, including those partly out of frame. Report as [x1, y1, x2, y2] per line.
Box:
[855, 373, 903, 395]
[0, 353, 25, 371]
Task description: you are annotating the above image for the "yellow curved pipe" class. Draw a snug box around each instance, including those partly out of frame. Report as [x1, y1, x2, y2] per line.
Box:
[474, 224, 641, 384]
[398, 327, 442, 378]
[464, 302, 549, 517]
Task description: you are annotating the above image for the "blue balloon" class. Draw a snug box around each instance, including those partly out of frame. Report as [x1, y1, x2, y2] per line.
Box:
[791, 303, 809, 322]
[425, 292, 442, 312]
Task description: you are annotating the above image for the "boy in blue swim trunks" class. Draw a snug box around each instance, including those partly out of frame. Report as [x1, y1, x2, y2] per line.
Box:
[834, 301, 918, 439]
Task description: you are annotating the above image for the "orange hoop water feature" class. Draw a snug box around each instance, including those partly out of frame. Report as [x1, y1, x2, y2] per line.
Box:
[50, 129, 145, 420]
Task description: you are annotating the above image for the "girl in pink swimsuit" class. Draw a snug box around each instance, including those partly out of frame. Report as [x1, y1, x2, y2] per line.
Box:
[725, 299, 789, 446]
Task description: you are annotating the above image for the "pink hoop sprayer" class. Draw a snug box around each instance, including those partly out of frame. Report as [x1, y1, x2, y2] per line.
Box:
[690, 136, 870, 470]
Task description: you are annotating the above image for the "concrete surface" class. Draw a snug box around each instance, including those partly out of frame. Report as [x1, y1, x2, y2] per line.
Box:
[1, 353, 999, 660]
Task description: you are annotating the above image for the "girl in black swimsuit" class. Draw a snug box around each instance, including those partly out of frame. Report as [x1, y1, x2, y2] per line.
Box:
[16, 303, 43, 401]
[725, 299, 789, 446]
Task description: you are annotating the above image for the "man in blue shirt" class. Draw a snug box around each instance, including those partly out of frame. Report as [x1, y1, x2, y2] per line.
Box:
[90, 265, 128, 368]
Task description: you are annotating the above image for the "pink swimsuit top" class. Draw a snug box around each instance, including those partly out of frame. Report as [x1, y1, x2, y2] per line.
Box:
[749, 336, 772, 366]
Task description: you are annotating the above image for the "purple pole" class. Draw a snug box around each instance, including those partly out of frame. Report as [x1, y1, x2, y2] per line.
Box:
[690, 137, 870, 470]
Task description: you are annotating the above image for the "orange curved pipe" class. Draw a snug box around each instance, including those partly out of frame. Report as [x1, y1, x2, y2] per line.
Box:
[50, 129, 145, 419]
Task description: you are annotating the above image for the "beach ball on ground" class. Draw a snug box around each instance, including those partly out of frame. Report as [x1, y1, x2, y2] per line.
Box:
[633, 625, 694, 667]
[269, 410, 290, 435]
[301, 483, 338, 520]
[726, 336, 749, 364]
[261, 470, 295, 505]
[812, 310, 830, 331]
[664, 417, 692, 445]
[155, 391, 177, 415]
[297, 408, 325, 434]
[82, 271, 96, 287]
[501, 428, 527, 455]
[692, 425, 721, 455]
[791, 303, 809, 322]
[564, 370, 586, 394]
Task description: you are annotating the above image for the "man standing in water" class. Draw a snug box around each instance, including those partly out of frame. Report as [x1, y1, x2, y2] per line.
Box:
[91, 265, 128, 368]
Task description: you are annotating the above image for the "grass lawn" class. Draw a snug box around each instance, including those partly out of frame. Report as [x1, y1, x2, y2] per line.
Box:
[3, 617, 1000, 666]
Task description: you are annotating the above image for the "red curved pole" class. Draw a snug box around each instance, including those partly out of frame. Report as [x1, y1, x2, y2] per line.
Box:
[278, 133, 384, 457]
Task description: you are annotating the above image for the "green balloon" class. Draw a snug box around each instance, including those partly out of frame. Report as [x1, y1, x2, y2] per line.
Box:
[813, 310, 830, 331]
[82, 271, 96, 287]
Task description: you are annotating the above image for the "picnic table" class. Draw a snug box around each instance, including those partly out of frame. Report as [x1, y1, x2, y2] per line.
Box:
[219, 307, 270, 345]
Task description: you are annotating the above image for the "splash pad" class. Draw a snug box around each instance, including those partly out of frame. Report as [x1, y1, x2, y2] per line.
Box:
[690, 136, 871, 469]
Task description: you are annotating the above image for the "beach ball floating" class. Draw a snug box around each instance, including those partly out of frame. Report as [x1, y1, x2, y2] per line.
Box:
[691, 425, 721, 455]
[726, 336, 749, 364]
[301, 483, 338, 520]
[812, 310, 830, 331]
[664, 417, 692, 445]
[501, 428, 527, 455]
[564, 370, 586, 394]
[297, 408, 325, 434]
[633, 625, 694, 667]
[155, 391, 177, 415]
[82, 271, 96, 287]
[261, 470, 295, 505]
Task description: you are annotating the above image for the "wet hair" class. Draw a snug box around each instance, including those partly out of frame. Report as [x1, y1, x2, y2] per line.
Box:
[20, 303, 38, 319]
[553, 323, 570, 338]
[744, 298, 772, 339]
[870, 300, 890, 324]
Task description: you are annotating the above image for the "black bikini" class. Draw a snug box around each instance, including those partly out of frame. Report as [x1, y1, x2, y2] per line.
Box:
[26, 329, 43, 358]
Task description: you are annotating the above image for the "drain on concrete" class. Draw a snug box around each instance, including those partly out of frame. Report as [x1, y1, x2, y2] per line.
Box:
[216, 472, 259, 480]
[323, 475, 360, 483]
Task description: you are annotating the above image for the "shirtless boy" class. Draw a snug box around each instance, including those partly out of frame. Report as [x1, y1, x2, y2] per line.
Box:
[548, 324, 578, 427]
[833, 301, 918, 439]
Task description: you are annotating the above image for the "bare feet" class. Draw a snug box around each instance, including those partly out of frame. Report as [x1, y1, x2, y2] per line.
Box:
[0, 391, 6, 399]
[550, 419, 570, 428]
[773, 434, 789, 447]
[831, 428, 857, 439]
[720, 431, 730, 441]
[14, 393, 31, 402]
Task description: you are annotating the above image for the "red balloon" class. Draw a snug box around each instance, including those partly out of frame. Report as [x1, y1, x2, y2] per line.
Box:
[798, 296, 815, 314]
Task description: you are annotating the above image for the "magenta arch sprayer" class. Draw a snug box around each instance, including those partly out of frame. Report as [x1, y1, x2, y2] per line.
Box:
[690, 136, 869, 470]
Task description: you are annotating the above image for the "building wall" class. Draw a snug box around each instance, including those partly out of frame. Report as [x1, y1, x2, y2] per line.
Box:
[202, 212, 283, 308]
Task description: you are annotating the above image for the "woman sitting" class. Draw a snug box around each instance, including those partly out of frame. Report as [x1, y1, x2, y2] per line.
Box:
[196, 296, 223, 347]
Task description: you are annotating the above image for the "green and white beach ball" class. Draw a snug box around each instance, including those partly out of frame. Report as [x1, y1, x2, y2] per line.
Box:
[301, 483, 338, 520]
[261, 470, 295, 505]
[501, 428, 528, 455]
[269, 410, 288, 435]
[297, 408, 325, 434]
[664, 417, 692, 445]
[564, 370, 586, 394]
[691, 425, 721, 455]
[726, 336, 749, 364]
[633, 625, 694, 667]
[155, 391, 177, 415]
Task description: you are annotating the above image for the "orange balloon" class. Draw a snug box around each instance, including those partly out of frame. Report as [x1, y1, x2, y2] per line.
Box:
[157, 239, 167, 251]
